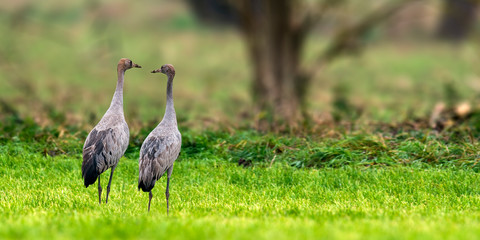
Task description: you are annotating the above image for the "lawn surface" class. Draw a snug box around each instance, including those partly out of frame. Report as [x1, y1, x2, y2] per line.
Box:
[2, 136, 480, 240]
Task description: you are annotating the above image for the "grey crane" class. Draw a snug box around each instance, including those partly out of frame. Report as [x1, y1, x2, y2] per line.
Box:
[82, 58, 141, 204]
[138, 64, 182, 213]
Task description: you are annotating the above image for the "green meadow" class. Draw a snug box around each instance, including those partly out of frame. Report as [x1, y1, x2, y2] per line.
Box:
[2, 126, 480, 239]
[2, 0, 480, 239]
[2, 144, 480, 240]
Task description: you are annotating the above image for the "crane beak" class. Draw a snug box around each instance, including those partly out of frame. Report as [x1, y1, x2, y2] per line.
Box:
[151, 69, 161, 73]
[133, 63, 141, 68]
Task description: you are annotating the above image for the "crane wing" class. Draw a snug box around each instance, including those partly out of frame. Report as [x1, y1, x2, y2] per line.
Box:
[82, 126, 129, 187]
[138, 133, 181, 192]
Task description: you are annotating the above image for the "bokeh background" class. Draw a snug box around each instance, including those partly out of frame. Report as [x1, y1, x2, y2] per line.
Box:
[0, 0, 479, 131]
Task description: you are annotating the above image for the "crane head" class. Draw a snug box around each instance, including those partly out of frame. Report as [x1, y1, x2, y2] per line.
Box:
[151, 64, 175, 76]
[118, 58, 141, 71]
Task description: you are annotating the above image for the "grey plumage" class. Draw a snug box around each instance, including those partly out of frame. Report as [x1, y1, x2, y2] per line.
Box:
[138, 64, 181, 213]
[82, 117, 129, 186]
[82, 58, 141, 204]
[138, 134, 181, 191]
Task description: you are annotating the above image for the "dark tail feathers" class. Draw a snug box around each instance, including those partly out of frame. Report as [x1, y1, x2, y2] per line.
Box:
[82, 156, 98, 188]
[138, 178, 156, 192]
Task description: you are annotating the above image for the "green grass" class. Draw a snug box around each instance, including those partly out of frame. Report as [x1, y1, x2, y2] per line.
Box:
[2, 1, 480, 239]
[2, 127, 480, 239]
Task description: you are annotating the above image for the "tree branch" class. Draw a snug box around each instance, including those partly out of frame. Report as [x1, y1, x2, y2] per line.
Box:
[298, 0, 345, 33]
[307, 0, 420, 77]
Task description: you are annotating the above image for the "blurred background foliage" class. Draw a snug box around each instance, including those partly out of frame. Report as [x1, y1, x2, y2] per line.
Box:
[0, 0, 479, 132]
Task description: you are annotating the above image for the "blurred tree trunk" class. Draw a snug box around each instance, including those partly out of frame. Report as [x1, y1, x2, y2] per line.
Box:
[233, 0, 308, 130]
[437, 0, 479, 41]
[190, 0, 416, 130]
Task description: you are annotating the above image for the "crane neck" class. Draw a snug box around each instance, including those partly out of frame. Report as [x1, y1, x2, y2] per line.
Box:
[161, 73, 177, 126]
[109, 68, 125, 113]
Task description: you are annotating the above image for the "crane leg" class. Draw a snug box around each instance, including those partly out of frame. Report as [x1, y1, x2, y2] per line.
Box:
[166, 166, 173, 215]
[105, 167, 115, 204]
[148, 191, 153, 212]
[166, 176, 170, 215]
[98, 175, 102, 205]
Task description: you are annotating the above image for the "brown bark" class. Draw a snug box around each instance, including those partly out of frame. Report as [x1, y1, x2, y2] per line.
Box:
[229, 0, 415, 131]
[234, 0, 308, 130]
